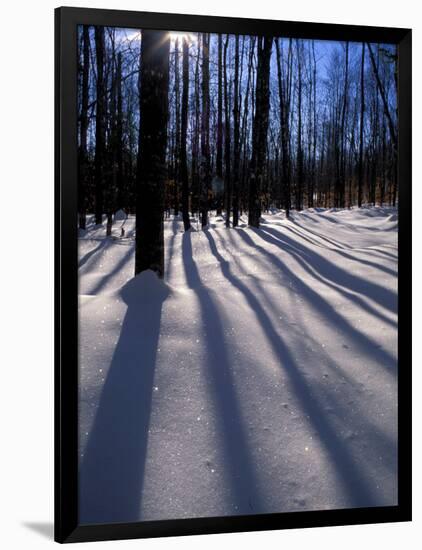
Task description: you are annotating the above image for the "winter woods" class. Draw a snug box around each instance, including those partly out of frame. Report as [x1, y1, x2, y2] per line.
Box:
[77, 27, 398, 274]
[77, 25, 400, 523]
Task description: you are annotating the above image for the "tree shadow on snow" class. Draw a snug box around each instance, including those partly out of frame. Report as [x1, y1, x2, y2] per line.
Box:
[220, 229, 397, 499]
[79, 271, 168, 524]
[181, 231, 265, 515]
[89, 245, 135, 296]
[204, 229, 380, 509]
[78, 238, 110, 270]
[165, 216, 182, 283]
[260, 226, 397, 316]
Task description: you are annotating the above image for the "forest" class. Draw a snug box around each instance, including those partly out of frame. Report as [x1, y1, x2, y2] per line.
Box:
[77, 26, 398, 524]
[78, 26, 398, 276]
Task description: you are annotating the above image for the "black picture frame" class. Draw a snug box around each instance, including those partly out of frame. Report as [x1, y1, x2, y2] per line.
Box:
[55, 6, 412, 544]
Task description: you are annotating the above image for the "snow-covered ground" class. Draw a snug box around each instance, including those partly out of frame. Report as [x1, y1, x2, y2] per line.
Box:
[78, 207, 398, 525]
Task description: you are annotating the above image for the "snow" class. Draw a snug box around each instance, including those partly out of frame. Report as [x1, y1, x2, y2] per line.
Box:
[78, 207, 397, 525]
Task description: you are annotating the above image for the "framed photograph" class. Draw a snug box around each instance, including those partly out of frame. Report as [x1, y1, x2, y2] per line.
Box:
[55, 6, 411, 544]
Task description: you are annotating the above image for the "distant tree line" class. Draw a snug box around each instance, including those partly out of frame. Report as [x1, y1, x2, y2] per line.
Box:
[77, 26, 398, 275]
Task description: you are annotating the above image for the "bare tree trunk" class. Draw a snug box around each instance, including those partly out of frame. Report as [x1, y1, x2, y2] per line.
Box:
[248, 36, 272, 228]
[94, 26, 105, 226]
[135, 30, 170, 277]
[311, 41, 317, 209]
[173, 38, 180, 216]
[232, 35, 241, 227]
[339, 41, 349, 208]
[181, 37, 191, 231]
[216, 35, 223, 215]
[224, 35, 232, 228]
[240, 37, 255, 216]
[296, 40, 304, 211]
[358, 43, 365, 207]
[116, 52, 124, 211]
[191, 34, 201, 216]
[367, 42, 397, 149]
[78, 25, 90, 230]
[200, 33, 210, 228]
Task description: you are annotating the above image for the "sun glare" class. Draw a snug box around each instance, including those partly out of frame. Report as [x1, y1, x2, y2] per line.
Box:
[169, 32, 197, 44]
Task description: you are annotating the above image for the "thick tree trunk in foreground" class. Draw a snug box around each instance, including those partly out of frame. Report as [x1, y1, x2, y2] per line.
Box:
[116, 52, 124, 211]
[181, 37, 191, 231]
[135, 30, 170, 277]
[248, 36, 272, 228]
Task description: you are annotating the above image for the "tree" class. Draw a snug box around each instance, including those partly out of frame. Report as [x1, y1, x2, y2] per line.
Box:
[358, 43, 365, 207]
[339, 41, 349, 208]
[296, 40, 304, 211]
[135, 30, 170, 277]
[367, 42, 398, 206]
[116, 52, 124, 211]
[367, 43, 397, 150]
[248, 36, 272, 228]
[180, 37, 191, 231]
[311, 41, 317, 208]
[200, 33, 211, 228]
[173, 38, 181, 216]
[216, 34, 223, 215]
[78, 25, 90, 230]
[275, 38, 292, 217]
[191, 33, 201, 216]
[232, 35, 241, 227]
[94, 26, 105, 226]
[223, 35, 232, 228]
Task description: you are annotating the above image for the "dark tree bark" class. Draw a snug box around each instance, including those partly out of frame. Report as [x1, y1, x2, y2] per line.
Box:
[94, 26, 105, 226]
[232, 35, 241, 227]
[296, 40, 304, 211]
[173, 38, 181, 216]
[116, 52, 124, 211]
[180, 37, 191, 231]
[358, 43, 365, 207]
[200, 33, 211, 228]
[339, 41, 349, 208]
[135, 30, 170, 277]
[240, 37, 255, 216]
[223, 35, 232, 228]
[216, 34, 223, 215]
[191, 33, 201, 216]
[78, 25, 90, 230]
[108, 48, 124, 236]
[275, 38, 291, 218]
[311, 41, 317, 208]
[367, 42, 397, 149]
[248, 36, 272, 228]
